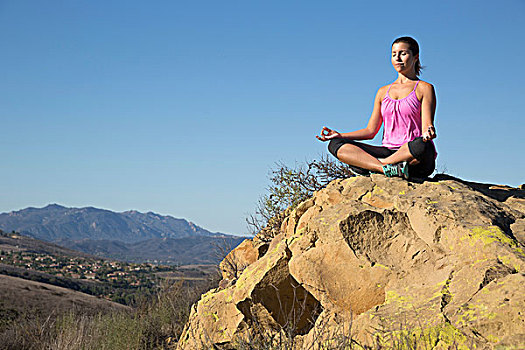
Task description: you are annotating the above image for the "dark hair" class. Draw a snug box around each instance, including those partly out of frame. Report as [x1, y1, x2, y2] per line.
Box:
[392, 36, 422, 76]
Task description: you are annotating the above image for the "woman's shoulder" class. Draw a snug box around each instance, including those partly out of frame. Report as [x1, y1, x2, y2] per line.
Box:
[416, 80, 436, 100]
[375, 80, 435, 100]
[417, 80, 435, 92]
[377, 82, 392, 91]
[375, 84, 391, 100]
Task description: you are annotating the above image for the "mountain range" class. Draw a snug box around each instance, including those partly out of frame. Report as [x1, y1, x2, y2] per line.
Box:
[0, 204, 223, 242]
[0, 204, 245, 264]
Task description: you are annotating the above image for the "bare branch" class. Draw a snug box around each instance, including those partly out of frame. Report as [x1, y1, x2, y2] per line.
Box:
[247, 155, 352, 241]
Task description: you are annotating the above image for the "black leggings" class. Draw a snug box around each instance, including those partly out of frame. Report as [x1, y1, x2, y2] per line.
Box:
[328, 137, 436, 178]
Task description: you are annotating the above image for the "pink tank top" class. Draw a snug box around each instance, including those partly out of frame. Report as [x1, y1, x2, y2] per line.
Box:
[381, 80, 423, 149]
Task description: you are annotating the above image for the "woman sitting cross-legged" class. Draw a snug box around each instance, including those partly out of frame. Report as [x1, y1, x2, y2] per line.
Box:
[316, 36, 437, 180]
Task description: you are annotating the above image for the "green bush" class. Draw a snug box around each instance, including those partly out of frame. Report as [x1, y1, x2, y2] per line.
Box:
[247, 155, 352, 241]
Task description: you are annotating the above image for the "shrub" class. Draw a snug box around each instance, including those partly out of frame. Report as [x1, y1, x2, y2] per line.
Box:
[246, 155, 352, 241]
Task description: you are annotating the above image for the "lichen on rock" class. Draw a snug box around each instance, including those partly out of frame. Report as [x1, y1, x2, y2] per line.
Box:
[177, 175, 525, 349]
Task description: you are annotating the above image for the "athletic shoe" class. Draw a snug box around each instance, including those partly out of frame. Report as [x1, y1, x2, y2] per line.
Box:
[348, 165, 370, 176]
[382, 162, 409, 180]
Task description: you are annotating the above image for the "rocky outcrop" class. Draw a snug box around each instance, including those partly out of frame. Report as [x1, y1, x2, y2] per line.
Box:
[177, 175, 525, 349]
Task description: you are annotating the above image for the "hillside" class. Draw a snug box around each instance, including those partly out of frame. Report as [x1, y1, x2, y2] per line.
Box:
[58, 236, 246, 265]
[0, 230, 96, 259]
[0, 230, 189, 305]
[0, 274, 129, 323]
[178, 174, 525, 349]
[0, 229, 202, 348]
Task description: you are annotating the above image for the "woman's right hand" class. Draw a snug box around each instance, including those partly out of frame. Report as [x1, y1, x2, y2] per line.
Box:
[422, 125, 436, 142]
[316, 127, 341, 141]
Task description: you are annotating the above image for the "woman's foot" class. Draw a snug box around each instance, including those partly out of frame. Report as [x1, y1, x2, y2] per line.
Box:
[382, 162, 409, 180]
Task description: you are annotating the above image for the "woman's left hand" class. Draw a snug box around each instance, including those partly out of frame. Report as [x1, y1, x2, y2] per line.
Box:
[316, 127, 341, 141]
[422, 125, 436, 142]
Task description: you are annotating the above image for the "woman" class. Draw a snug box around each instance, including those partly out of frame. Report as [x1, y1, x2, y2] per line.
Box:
[316, 36, 437, 179]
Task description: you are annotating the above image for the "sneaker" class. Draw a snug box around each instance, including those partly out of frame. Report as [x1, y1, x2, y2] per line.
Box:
[382, 162, 409, 180]
[348, 165, 370, 176]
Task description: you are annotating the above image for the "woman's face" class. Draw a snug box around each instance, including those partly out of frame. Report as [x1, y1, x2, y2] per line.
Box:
[391, 42, 418, 74]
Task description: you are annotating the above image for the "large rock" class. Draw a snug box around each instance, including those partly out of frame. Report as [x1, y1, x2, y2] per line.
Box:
[177, 175, 525, 349]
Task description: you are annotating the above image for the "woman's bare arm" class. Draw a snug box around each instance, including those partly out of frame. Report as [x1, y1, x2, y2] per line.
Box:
[420, 82, 437, 141]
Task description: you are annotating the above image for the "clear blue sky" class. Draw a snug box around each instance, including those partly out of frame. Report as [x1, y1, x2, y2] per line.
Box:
[1, 0, 524, 236]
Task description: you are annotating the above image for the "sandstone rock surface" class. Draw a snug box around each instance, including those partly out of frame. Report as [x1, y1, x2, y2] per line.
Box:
[178, 175, 525, 349]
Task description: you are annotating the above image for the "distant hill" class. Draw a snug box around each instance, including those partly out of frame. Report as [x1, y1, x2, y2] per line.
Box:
[0, 205, 246, 264]
[58, 236, 246, 265]
[0, 204, 228, 243]
[0, 230, 96, 259]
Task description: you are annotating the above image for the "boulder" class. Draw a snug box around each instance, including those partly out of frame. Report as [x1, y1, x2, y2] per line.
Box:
[177, 174, 525, 349]
[219, 238, 260, 288]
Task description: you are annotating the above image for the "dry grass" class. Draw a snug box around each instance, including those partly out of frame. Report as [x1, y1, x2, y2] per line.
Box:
[180, 281, 471, 350]
[0, 272, 472, 350]
[195, 320, 468, 350]
[0, 279, 214, 350]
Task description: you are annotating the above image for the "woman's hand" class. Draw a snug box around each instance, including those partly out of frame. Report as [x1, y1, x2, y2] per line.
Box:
[422, 125, 436, 142]
[316, 127, 342, 141]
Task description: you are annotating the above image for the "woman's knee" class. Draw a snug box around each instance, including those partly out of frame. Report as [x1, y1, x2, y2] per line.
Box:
[408, 137, 431, 160]
[328, 139, 343, 158]
[328, 139, 361, 158]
